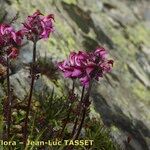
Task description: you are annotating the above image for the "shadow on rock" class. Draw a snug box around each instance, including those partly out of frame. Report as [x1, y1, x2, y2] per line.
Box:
[61, 2, 114, 49]
[82, 35, 99, 51]
[91, 90, 150, 150]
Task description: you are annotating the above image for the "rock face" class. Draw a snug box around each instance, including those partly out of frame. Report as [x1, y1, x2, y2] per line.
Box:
[0, 0, 150, 149]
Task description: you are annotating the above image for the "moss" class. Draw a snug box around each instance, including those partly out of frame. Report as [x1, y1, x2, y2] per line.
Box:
[111, 125, 120, 132]
[132, 80, 150, 103]
[67, 37, 76, 49]
[62, 0, 77, 5]
[109, 27, 137, 58]
[89, 102, 101, 121]
[126, 23, 150, 47]
[47, 18, 78, 57]
[85, 121, 119, 150]
[96, 13, 136, 59]
[111, 30, 128, 49]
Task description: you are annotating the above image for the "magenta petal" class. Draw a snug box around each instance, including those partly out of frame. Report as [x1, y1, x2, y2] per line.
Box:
[95, 47, 108, 59]
[22, 11, 54, 41]
[57, 48, 113, 83]
[0, 23, 22, 47]
[64, 71, 73, 78]
[80, 76, 90, 87]
[69, 52, 76, 65]
[71, 68, 82, 77]
[86, 66, 94, 75]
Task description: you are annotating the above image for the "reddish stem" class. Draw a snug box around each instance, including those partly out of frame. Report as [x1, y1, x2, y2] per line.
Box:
[59, 80, 75, 138]
[73, 82, 92, 140]
[71, 86, 85, 138]
[24, 41, 37, 145]
[6, 56, 11, 140]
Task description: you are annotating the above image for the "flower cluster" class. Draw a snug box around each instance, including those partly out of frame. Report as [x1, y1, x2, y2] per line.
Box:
[22, 10, 54, 42]
[0, 24, 23, 61]
[0, 24, 22, 47]
[0, 10, 54, 63]
[58, 47, 113, 87]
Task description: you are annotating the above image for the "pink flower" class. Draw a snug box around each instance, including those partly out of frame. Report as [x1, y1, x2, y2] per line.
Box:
[7, 47, 19, 59]
[94, 47, 108, 59]
[80, 75, 90, 87]
[58, 47, 113, 87]
[58, 51, 88, 78]
[14, 30, 24, 46]
[22, 10, 54, 42]
[0, 24, 22, 47]
[0, 24, 23, 63]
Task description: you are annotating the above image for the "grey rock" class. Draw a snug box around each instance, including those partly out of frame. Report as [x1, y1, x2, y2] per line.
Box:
[136, 45, 150, 76]
[10, 69, 30, 100]
[0, 86, 4, 98]
[10, 69, 59, 100]
[1, 0, 150, 149]
[102, 0, 137, 26]
[143, 5, 150, 21]
[127, 63, 150, 88]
